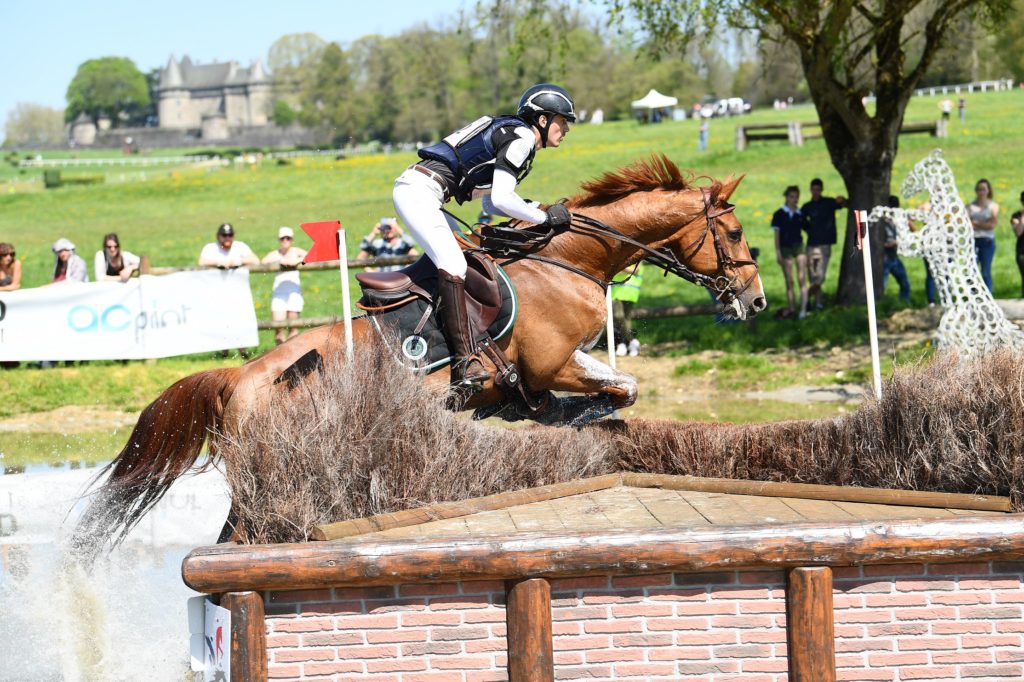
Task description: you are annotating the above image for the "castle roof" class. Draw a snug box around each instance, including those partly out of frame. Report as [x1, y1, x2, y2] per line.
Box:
[159, 55, 269, 91]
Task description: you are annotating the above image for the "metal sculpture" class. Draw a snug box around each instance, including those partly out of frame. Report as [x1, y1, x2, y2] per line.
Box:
[868, 150, 1024, 356]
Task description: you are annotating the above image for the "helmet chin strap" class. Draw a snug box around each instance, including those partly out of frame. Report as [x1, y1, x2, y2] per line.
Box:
[536, 113, 554, 149]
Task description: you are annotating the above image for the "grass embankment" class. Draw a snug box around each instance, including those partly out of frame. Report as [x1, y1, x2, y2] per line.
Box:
[0, 89, 1021, 454]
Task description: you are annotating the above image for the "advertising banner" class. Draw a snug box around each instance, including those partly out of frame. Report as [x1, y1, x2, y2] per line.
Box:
[0, 269, 258, 361]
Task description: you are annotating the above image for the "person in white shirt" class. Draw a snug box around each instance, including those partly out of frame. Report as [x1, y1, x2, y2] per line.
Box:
[94, 233, 141, 282]
[198, 223, 259, 269]
[261, 226, 308, 345]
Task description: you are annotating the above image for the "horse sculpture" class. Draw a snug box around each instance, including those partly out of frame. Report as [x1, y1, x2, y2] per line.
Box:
[71, 155, 765, 557]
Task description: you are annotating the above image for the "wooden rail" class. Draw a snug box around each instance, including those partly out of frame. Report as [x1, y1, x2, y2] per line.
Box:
[737, 119, 947, 150]
[183, 514, 1024, 593]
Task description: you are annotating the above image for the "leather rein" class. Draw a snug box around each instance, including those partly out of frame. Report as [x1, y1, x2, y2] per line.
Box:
[450, 188, 758, 303]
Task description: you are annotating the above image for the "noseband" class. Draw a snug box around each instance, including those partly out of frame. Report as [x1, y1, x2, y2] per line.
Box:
[457, 189, 758, 303]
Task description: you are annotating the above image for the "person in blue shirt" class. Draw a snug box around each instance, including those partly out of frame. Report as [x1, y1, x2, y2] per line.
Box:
[772, 185, 810, 319]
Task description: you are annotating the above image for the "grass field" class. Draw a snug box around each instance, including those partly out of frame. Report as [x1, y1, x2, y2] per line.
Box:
[0, 88, 1022, 446]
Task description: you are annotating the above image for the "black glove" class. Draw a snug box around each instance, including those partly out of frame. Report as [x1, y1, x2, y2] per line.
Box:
[544, 203, 572, 229]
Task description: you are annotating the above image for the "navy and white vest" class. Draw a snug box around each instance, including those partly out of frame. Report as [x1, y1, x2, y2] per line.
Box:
[418, 116, 535, 204]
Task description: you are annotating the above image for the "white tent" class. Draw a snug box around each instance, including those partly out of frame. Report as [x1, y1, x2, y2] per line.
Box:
[630, 89, 679, 109]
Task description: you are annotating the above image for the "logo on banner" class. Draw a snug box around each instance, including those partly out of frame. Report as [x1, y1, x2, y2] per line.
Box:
[67, 303, 193, 341]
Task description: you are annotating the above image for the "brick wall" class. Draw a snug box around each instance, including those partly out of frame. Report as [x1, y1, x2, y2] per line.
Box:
[264, 562, 1024, 682]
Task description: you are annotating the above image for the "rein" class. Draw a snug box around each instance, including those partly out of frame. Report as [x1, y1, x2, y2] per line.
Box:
[446, 189, 757, 301]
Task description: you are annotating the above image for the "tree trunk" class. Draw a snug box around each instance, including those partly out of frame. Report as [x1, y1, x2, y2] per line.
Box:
[834, 153, 893, 305]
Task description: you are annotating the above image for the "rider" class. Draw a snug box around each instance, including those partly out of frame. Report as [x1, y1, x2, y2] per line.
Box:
[392, 83, 576, 391]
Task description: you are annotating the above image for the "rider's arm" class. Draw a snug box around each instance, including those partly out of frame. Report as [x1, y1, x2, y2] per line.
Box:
[489, 168, 546, 224]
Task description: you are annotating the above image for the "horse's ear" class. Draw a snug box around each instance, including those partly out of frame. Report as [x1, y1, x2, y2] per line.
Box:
[718, 174, 745, 202]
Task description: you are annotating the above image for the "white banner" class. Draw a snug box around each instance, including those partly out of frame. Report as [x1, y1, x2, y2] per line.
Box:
[0, 269, 258, 361]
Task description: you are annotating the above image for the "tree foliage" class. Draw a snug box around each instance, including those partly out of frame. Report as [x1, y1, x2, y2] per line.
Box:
[4, 103, 66, 147]
[65, 57, 150, 125]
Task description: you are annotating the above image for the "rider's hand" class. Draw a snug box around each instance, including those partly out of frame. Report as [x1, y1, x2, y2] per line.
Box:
[543, 203, 571, 229]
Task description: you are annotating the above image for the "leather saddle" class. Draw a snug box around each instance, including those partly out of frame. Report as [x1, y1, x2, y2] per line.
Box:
[356, 251, 503, 332]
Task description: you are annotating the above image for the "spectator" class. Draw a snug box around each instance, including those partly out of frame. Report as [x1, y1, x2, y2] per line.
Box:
[958, 97, 966, 124]
[611, 267, 643, 357]
[48, 238, 88, 284]
[880, 195, 911, 302]
[801, 178, 846, 310]
[1012, 191, 1024, 297]
[94, 233, 140, 282]
[198, 223, 258, 269]
[939, 98, 952, 121]
[772, 185, 809, 319]
[357, 218, 418, 272]
[698, 119, 709, 151]
[0, 243, 22, 292]
[967, 179, 999, 293]
[261, 227, 308, 345]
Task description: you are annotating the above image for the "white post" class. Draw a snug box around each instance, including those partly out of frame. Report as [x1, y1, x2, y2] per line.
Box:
[606, 286, 617, 369]
[858, 210, 882, 399]
[338, 226, 354, 361]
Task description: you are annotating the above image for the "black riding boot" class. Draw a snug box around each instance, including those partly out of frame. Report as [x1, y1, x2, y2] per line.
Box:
[437, 269, 490, 391]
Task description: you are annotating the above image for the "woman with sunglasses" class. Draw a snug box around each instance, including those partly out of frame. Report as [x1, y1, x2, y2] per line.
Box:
[0, 243, 21, 292]
[261, 226, 307, 345]
[94, 233, 141, 282]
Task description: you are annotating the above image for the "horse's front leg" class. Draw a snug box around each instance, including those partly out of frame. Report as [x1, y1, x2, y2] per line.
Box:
[546, 349, 639, 408]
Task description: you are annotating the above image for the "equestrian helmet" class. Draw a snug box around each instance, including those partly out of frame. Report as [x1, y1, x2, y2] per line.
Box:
[518, 84, 577, 124]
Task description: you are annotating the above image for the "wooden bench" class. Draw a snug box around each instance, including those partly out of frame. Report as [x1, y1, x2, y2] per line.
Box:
[738, 119, 947, 150]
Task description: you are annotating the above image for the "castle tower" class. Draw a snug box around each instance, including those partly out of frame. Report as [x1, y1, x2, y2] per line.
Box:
[246, 59, 272, 127]
[157, 55, 194, 128]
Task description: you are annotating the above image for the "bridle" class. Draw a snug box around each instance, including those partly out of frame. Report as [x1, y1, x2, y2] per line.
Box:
[451, 188, 758, 303]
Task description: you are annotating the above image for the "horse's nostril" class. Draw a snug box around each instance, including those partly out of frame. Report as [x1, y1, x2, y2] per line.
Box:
[752, 296, 766, 311]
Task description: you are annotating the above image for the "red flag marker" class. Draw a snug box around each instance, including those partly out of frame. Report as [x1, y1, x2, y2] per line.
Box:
[300, 220, 342, 264]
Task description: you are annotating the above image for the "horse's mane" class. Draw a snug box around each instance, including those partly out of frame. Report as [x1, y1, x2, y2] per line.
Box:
[569, 154, 721, 208]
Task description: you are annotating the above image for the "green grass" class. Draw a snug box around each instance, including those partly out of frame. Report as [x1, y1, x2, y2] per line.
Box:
[0, 89, 1020, 423]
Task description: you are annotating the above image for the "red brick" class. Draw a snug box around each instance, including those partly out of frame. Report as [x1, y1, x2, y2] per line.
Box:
[581, 591, 641, 605]
[429, 655, 494, 670]
[931, 592, 991, 605]
[460, 580, 505, 594]
[960, 606, 1022, 620]
[428, 595, 493, 611]
[302, 632, 364, 646]
[837, 669, 893, 681]
[399, 582, 461, 597]
[547, 576, 611, 590]
[739, 600, 786, 614]
[893, 607, 957, 621]
[552, 622, 581, 636]
[585, 649, 644, 663]
[931, 650, 994, 664]
[582, 619, 642, 634]
[962, 634, 1022, 648]
[865, 593, 929, 608]
[612, 633, 673, 647]
[677, 631, 737, 646]
[675, 601, 737, 615]
[996, 650, 1024, 662]
[613, 662, 677, 676]
[552, 635, 611, 651]
[553, 606, 609, 621]
[961, 664, 1024, 678]
[865, 623, 928, 637]
[833, 625, 866, 638]
[402, 612, 462, 626]
[273, 618, 334, 632]
[646, 587, 707, 601]
[267, 634, 301, 648]
[741, 659, 788, 673]
[867, 652, 928, 666]
[833, 579, 892, 594]
[961, 577, 1023, 590]
[740, 630, 786, 644]
[896, 636, 958, 651]
[676, 661, 740, 674]
[552, 665, 611, 679]
[835, 639, 892, 654]
[646, 617, 710, 631]
[464, 639, 506, 653]
[713, 644, 772, 658]
[275, 648, 334, 663]
[832, 566, 862, 579]
[674, 571, 736, 586]
[898, 666, 957, 680]
[927, 562, 991, 575]
[737, 570, 785, 585]
[864, 564, 926, 577]
[554, 651, 584, 665]
[402, 673, 466, 682]
[303, 661, 368, 675]
[266, 604, 301, 617]
[465, 672, 508, 682]
[333, 586, 397, 600]
[336, 645, 399, 659]
[268, 665, 301, 679]
[431, 626, 489, 641]
[710, 615, 774, 629]
[832, 595, 866, 609]
[932, 621, 992, 634]
[995, 590, 1024, 603]
[993, 561, 1024, 574]
[301, 601, 363, 616]
[649, 646, 712, 661]
[336, 614, 399, 630]
[402, 642, 463, 656]
[366, 629, 428, 644]
[711, 587, 772, 600]
[611, 573, 674, 588]
[834, 654, 867, 668]
[269, 589, 333, 603]
[997, 621, 1024, 633]
[462, 609, 506, 624]
[363, 598, 428, 613]
[610, 603, 674, 618]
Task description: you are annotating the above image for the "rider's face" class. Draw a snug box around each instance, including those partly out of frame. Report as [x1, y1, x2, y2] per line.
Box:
[544, 114, 570, 148]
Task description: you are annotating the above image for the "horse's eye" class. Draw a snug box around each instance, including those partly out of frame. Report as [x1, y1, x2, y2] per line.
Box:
[728, 230, 742, 243]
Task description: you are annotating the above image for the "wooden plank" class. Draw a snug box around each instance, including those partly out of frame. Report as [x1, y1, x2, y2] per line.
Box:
[620, 473, 1011, 513]
[786, 567, 836, 682]
[220, 591, 268, 682]
[834, 501, 954, 522]
[732, 494, 807, 524]
[312, 474, 622, 540]
[590, 488, 660, 528]
[632, 487, 712, 528]
[778, 497, 856, 523]
[182, 515, 1024, 593]
[676, 491, 759, 525]
[505, 578, 554, 682]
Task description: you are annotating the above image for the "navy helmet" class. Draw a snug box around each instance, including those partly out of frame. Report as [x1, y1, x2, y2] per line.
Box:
[518, 83, 575, 148]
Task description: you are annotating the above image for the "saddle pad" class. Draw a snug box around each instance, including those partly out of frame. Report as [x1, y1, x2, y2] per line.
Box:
[365, 264, 518, 373]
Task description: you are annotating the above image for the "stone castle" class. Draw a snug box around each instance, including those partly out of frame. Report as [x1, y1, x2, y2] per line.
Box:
[157, 55, 271, 138]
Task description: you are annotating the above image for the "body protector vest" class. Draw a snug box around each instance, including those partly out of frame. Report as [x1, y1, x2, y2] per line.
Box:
[418, 116, 535, 204]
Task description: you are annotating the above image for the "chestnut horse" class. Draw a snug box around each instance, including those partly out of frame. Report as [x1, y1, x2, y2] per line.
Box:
[71, 155, 765, 556]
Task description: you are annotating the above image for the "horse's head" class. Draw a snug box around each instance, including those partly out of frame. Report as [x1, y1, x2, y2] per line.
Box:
[664, 175, 766, 320]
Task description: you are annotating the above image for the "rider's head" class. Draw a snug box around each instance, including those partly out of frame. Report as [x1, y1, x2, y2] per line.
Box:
[518, 83, 576, 149]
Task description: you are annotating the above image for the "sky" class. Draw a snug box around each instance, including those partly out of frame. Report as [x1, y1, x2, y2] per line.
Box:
[0, 0, 469, 125]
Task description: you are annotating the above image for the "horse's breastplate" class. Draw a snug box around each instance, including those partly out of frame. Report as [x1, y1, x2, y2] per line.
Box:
[418, 116, 533, 204]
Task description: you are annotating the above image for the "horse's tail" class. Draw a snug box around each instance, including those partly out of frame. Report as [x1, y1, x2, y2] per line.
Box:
[69, 367, 240, 565]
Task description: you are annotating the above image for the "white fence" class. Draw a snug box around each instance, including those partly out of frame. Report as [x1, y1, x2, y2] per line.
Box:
[914, 79, 1016, 96]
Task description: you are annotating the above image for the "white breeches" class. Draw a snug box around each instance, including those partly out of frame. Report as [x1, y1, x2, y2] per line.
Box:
[393, 168, 467, 277]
